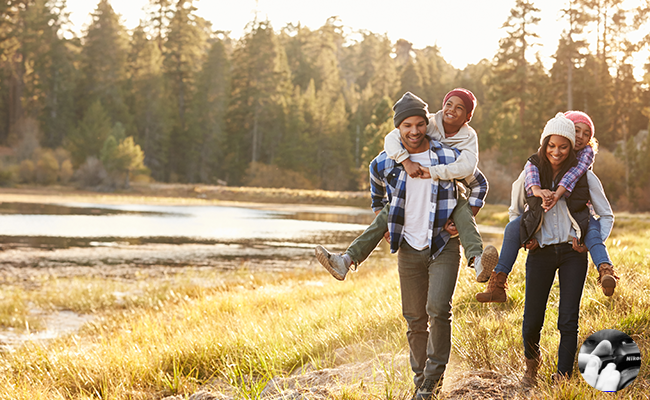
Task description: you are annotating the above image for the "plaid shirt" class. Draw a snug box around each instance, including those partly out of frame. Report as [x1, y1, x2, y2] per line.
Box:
[369, 138, 488, 259]
[524, 145, 595, 196]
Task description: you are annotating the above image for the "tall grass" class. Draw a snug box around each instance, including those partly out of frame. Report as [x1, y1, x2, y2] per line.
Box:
[0, 209, 648, 399]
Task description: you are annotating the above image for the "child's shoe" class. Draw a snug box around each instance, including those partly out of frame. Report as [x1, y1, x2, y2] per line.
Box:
[315, 245, 351, 281]
[475, 271, 508, 302]
[474, 245, 499, 283]
[598, 263, 619, 296]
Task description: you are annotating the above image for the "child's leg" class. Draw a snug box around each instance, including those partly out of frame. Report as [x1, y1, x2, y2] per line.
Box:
[583, 216, 612, 269]
[345, 203, 389, 267]
[450, 195, 482, 263]
[493, 216, 522, 275]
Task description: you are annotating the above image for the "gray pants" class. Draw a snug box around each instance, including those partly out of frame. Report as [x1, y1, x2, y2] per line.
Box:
[397, 237, 461, 387]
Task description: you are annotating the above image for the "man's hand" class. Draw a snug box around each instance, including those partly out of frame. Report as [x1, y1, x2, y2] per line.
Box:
[471, 206, 480, 216]
[572, 237, 588, 253]
[376, 209, 391, 243]
[524, 237, 539, 251]
[444, 219, 458, 236]
[402, 159, 422, 178]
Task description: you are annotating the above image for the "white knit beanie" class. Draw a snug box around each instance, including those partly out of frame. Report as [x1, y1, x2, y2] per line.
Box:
[540, 112, 575, 148]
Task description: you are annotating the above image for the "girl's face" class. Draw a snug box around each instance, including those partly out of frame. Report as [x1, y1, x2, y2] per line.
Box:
[545, 135, 572, 169]
[574, 122, 592, 151]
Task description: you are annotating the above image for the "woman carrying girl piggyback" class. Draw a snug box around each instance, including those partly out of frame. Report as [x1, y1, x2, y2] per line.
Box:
[476, 110, 619, 303]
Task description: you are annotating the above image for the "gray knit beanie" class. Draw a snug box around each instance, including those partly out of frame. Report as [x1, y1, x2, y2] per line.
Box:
[393, 92, 429, 128]
[540, 112, 575, 148]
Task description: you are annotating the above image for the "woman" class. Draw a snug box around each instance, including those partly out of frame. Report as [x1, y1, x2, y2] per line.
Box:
[508, 112, 614, 385]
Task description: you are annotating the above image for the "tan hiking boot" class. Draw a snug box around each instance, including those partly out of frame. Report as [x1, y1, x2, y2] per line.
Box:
[521, 357, 540, 388]
[598, 263, 619, 296]
[474, 245, 499, 283]
[475, 271, 508, 303]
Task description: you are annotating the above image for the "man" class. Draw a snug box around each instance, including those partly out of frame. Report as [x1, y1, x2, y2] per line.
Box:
[369, 92, 488, 399]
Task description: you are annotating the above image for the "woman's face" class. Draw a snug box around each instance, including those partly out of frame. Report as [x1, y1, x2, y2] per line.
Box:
[545, 135, 572, 168]
[574, 122, 592, 151]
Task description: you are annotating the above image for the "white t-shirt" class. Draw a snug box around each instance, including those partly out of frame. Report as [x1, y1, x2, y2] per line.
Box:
[403, 151, 433, 250]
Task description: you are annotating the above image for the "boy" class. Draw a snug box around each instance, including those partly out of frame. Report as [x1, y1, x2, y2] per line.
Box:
[316, 90, 497, 282]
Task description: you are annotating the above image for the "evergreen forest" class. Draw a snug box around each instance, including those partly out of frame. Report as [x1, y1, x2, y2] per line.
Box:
[1, 0, 649, 209]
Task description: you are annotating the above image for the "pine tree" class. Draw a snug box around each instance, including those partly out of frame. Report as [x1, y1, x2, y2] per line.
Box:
[66, 100, 112, 166]
[78, 0, 132, 130]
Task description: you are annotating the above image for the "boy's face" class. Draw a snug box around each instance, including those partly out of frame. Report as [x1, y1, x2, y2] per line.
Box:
[574, 122, 592, 151]
[398, 116, 428, 153]
[442, 96, 469, 126]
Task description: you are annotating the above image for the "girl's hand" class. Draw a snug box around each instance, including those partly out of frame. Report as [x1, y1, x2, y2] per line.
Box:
[542, 192, 560, 212]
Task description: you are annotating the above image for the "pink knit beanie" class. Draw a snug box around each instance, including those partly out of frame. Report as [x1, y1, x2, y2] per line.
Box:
[564, 111, 595, 137]
[442, 88, 477, 121]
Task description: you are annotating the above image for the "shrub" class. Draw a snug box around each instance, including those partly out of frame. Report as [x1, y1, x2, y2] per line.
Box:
[59, 159, 74, 183]
[73, 156, 107, 188]
[19, 159, 35, 183]
[243, 162, 315, 189]
[35, 149, 59, 185]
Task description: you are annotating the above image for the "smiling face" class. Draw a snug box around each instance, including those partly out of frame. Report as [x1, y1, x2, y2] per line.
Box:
[441, 96, 469, 135]
[574, 122, 592, 151]
[545, 135, 572, 171]
[398, 115, 429, 153]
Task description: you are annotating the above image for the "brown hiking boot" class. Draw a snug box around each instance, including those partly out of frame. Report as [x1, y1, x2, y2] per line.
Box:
[521, 357, 540, 388]
[475, 271, 508, 303]
[598, 263, 619, 296]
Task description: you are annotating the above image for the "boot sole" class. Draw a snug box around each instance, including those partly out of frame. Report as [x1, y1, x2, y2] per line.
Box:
[476, 245, 499, 283]
[315, 246, 346, 281]
[601, 274, 616, 296]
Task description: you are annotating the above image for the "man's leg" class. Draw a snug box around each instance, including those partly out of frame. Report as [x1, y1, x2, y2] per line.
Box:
[346, 203, 389, 266]
[424, 237, 461, 384]
[397, 240, 432, 388]
[556, 245, 588, 376]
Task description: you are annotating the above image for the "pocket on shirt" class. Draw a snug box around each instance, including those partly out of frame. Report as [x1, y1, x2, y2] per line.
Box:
[439, 180, 454, 190]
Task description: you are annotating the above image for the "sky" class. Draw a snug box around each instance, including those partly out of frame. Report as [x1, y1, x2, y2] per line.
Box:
[65, 0, 648, 77]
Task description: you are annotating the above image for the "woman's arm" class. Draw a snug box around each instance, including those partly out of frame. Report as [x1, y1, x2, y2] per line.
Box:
[587, 171, 614, 241]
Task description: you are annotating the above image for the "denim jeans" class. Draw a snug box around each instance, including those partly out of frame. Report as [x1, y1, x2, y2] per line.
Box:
[494, 216, 522, 275]
[397, 238, 461, 387]
[494, 215, 611, 275]
[584, 216, 612, 269]
[522, 243, 588, 376]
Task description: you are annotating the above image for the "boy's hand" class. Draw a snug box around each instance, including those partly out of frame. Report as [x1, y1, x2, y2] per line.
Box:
[419, 166, 431, 179]
[402, 159, 423, 178]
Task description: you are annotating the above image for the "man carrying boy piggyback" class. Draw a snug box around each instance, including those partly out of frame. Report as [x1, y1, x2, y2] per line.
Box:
[320, 92, 490, 399]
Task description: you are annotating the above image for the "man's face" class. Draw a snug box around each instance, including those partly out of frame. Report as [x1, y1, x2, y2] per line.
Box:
[398, 116, 428, 153]
[442, 96, 469, 126]
[574, 122, 592, 151]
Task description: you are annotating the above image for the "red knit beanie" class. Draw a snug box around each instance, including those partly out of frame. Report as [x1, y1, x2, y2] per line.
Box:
[442, 88, 477, 121]
[564, 111, 595, 137]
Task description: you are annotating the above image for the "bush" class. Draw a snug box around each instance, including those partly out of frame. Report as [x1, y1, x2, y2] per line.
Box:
[59, 159, 74, 183]
[73, 156, 107, 188]
[35, 149, 59, 185]
[243, 162, 315, 189]
[0, 162, 17, 186]
[19, 159, 35, 183]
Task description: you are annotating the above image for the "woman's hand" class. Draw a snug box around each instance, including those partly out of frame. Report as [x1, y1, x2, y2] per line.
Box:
[572, 237, 588, 253]
[524, 238, 539, 250]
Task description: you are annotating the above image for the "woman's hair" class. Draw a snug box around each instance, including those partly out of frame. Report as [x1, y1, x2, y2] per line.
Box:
[537, 135, 578, 179]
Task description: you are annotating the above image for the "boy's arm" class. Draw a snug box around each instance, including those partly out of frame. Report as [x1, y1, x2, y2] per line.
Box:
[384, 128, 409, 163]
[427, 127, 479, 180]
[369, 159, 388, 213]
[458, 167, 488, 213]
[558, 146, 595, 196]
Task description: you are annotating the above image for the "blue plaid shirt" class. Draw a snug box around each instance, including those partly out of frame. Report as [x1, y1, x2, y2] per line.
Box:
[369, 137, 488, 259]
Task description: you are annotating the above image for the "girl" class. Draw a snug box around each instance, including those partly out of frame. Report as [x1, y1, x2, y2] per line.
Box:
[476, 111, 618, 302]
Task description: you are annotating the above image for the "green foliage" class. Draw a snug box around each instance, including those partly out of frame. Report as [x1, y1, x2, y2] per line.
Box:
[66, 100, 112, 167]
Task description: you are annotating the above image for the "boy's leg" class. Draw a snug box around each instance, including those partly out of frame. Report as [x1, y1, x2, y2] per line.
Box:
[346, 203, 389, 267]
[450, 195, 482, 263]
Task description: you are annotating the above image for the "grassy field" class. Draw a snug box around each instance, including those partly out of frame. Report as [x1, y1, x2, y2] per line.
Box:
[0, 192, 648, 399]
